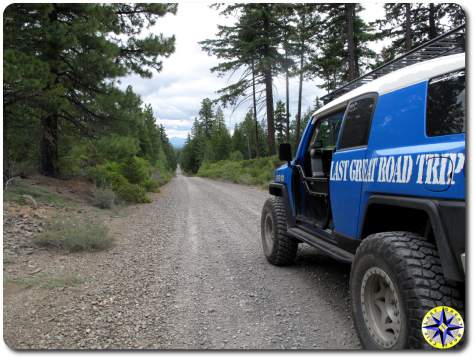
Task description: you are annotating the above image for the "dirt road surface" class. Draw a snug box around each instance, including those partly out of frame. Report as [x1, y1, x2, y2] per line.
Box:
[4, 171, 360, 349]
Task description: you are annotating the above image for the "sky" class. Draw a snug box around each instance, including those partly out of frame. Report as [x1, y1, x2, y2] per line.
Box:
[119, 2, 386, 139]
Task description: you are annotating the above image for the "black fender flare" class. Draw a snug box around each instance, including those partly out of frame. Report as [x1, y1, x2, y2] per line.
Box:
[268, 182, 296, 227]
[364, 195, 464, 282]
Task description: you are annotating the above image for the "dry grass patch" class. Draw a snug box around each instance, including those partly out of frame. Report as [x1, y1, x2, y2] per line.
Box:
[34, 217, 113, 252]
[5, 273, 83, 289]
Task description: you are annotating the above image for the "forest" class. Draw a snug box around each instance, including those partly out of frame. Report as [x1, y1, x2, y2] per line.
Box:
[179, 3, 464, 180]
[3, 3, 465, 198]
[3, 3, 178, 203]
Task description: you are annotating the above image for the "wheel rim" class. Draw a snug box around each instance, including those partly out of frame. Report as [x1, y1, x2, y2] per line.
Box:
[263, 212, 274, 252]
[361, 267, 402, 348]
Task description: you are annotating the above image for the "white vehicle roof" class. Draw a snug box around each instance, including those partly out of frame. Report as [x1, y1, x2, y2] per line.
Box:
[313, 53, 465, 117]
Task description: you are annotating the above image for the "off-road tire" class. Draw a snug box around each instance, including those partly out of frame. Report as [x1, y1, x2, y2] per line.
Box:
[350, 231, 464, 349]
[261, 197, 298, 266]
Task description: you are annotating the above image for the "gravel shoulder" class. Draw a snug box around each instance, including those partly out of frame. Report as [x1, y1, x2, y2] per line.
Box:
[3, 172, 360, 349]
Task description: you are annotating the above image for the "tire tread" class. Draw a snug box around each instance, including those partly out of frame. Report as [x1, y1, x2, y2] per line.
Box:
[262, 197, 298, 265]
[351, 231, 463, 349]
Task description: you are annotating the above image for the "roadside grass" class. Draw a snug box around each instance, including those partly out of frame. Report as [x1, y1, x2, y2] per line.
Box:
[3, 179, 75, 208]
[5, 273, 83, 289]
[197, 156, 283, 188]
[34, 218, 113, 252]
[91, 187, 116, 209]
[3, 256, 15, 264]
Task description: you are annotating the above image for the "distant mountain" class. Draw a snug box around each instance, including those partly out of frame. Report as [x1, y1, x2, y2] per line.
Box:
[170, 137, 187, 149]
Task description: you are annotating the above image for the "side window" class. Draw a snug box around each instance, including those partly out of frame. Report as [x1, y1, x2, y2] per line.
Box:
[310, 111, 344, 150]
[427, 70, 465, 136]
[339, 97, 375, 149]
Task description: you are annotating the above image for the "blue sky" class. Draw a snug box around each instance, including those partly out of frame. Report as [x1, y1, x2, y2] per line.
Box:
[119, 2, 385, 139]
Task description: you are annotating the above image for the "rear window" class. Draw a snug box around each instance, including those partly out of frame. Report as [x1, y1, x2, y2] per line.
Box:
[427, 70, 465, 136]
[339, 96, 375, 149]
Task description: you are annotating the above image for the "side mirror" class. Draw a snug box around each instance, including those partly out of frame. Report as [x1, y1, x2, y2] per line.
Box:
[279, 143, 292, 163]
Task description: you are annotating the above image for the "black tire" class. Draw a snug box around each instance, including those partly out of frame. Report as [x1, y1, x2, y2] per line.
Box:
[350, 231, 464, 350]
[261, 197, 298, 266]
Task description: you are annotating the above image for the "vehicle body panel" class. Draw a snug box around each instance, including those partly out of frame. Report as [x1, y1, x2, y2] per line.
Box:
[270, 52, 465, 281]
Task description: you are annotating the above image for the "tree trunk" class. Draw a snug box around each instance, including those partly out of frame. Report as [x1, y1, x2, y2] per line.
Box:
[296, 54, 304, 143]
[295, 13, 306, 143]
[40, 113, 59, 177]
[251, 60, 259, 158]
[40, 6, 60, 177]
[284, 48, 290, 143]
[264, 69, 276, 155]
[405, 4, 412, 51]
[346, 3, 358, 80]
[429, 3, 437, 39]
[262, 6, 276, 156]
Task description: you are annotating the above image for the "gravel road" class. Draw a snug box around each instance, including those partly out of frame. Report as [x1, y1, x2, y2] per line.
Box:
[4, 170, 360, 349]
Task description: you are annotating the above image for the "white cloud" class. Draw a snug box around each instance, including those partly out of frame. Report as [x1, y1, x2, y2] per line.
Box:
[158, 118, 194, 129]
[165, 128, 192, 138]
[120, 2, 385, 139]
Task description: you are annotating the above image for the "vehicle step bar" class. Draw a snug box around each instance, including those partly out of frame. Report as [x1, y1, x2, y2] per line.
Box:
[288, 227, 354, 264]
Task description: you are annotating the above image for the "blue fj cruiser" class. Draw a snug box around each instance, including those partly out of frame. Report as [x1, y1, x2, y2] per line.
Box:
[261, 28, 465, 349]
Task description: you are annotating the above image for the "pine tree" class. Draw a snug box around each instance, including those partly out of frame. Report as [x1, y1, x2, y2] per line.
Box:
[199, 98, 215, 139]
[230, 111, 267, 159]
[200, 5, 265, 157]
[287, 4, 321, 142]
[274, 4, 295, 143]
[207, 107, 231, 162]
[310, 4, 375, 92]
[373, 3, 465, 63]
[274, 101, 287, 145]
[201, 3, 284, 156]
[3, 3, 177, 177]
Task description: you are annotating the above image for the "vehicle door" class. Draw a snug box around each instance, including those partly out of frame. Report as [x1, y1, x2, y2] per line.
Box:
[295, 110, 344, 228]
[330, 94, 377, 238]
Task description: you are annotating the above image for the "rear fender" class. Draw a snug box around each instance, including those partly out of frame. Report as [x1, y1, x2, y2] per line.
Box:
[364, 195, 464, 282]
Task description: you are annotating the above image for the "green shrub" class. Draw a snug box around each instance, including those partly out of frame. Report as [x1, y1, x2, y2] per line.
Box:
[197, 156, 281, 187]
[88, 160, 151, 203]
[34, 218, 113, 252]
[113, 180, 150, 203]
[91, 187, 116, 209]
[121, 156, 151, 185]
[88, 161, 123, 188]
[229, 150, 244, 161]
[82, 142, 173, 204]
[60, 136, 140, 177]
[143, 178, 160, 192]
[95, 136, 140, 163]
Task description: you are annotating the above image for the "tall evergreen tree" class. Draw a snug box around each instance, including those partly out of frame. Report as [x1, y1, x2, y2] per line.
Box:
[201, 3, 283, 156]
[200, 5, 265, 157]
[274, 4, 295, 143]
[288, 4, 321, 142]
[373, 3, 465, 64]
[3, 3, 177, 178]
[310, 4, 375, 92]
[231, 111, 267, 160]
[274, 101, 287, 145]
[199, 98, 215, 139]
[207, 107, 231, 162]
